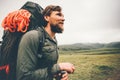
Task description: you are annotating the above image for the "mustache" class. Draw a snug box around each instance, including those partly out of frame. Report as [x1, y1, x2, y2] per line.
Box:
[59, 22, 64, 24]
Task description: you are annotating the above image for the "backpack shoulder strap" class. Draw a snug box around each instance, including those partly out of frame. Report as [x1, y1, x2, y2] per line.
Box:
[0, 42, 1, 64]
[36, 27, 45, 56]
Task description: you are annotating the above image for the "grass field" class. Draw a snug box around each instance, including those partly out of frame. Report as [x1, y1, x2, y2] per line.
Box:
[58, 49, 120, 80]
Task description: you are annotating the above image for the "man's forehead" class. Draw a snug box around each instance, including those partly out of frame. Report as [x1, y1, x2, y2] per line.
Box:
[52, 11, 63, 15]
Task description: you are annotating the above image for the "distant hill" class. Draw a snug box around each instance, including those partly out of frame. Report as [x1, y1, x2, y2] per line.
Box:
[59, 42, 120, 51]
[105, 42, 120, 48]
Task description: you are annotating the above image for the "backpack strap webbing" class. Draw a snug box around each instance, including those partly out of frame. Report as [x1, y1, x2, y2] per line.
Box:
[36, 27, 45, 56]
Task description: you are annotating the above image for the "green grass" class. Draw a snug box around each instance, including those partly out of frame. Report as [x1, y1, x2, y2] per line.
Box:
[58, 52, 120, 80]
[59, 48, 120, 55]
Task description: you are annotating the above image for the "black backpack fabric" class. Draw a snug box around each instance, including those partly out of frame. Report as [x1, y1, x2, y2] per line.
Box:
[0, 41, 1, 60]
[21, 1, 44, 29]
[0, 1, 44, 80]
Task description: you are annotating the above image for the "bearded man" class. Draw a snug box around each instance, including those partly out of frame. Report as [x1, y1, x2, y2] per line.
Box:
[17, 5, 75, 80]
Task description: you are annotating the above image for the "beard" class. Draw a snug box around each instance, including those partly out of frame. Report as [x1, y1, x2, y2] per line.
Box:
[50, 24, 63, 33]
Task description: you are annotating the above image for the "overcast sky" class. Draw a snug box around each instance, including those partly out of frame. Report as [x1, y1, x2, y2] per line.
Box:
[0, 0, 120, 45]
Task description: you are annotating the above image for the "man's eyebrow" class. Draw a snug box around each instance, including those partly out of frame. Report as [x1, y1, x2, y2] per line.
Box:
[57, 12, 64, 17]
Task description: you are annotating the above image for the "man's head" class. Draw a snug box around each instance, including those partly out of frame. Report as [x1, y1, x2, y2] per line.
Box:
[42, 5, 65, 33]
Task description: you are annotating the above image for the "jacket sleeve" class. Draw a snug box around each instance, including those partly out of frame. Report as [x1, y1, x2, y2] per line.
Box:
[16, 30, 60, 80]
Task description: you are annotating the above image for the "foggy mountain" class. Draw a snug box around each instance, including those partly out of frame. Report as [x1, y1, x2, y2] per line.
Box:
[59, 42, 120, 51]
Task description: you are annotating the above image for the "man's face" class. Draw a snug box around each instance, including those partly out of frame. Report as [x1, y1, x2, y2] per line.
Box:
[48, 11, 65, 33]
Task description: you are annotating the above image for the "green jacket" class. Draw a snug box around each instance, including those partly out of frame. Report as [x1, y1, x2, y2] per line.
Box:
[17, 27, 60, 80]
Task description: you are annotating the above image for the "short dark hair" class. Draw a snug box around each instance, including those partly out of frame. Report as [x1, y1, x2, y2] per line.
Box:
[42, 5, 62, 26]
[42, 5, 62, 16]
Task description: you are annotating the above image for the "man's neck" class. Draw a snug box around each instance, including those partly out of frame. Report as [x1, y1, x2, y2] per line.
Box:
[44, 26, 55, 39]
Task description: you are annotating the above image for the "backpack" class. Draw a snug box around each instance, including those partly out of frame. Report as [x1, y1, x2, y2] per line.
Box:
[0, 28, 45, 80]
[0, 1, 45, 80]
[0, 41, 1, 60]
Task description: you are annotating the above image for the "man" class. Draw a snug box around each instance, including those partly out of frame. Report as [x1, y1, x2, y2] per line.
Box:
[17, 5, 75, 80]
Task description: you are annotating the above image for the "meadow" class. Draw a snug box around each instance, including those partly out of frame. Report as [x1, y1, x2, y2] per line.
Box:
[58, 48, 120, 80]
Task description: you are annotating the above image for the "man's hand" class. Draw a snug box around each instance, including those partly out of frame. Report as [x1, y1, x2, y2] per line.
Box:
[61, 71, 68, 80]
[58, 62, 75, 74]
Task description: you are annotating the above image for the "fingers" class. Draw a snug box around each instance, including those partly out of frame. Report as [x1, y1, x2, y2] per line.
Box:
[67, 63, 75, 73]
[59, 62, 75, 74]
[68, 64, 75, 73]
[61, 72, 69, 80]
[71, 65, 75, 73]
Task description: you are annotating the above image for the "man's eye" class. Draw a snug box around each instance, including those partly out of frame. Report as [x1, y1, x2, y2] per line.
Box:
[57, 13, 61, 16]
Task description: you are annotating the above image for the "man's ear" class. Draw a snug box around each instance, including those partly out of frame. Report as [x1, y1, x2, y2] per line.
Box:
[44, 16, 49, 22]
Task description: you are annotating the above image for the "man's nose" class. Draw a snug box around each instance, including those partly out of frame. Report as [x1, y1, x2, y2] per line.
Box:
[61, 17, 65, 22]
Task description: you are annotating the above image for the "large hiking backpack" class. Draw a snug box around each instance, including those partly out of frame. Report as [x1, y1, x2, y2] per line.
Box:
[0, 1, 44, 80]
